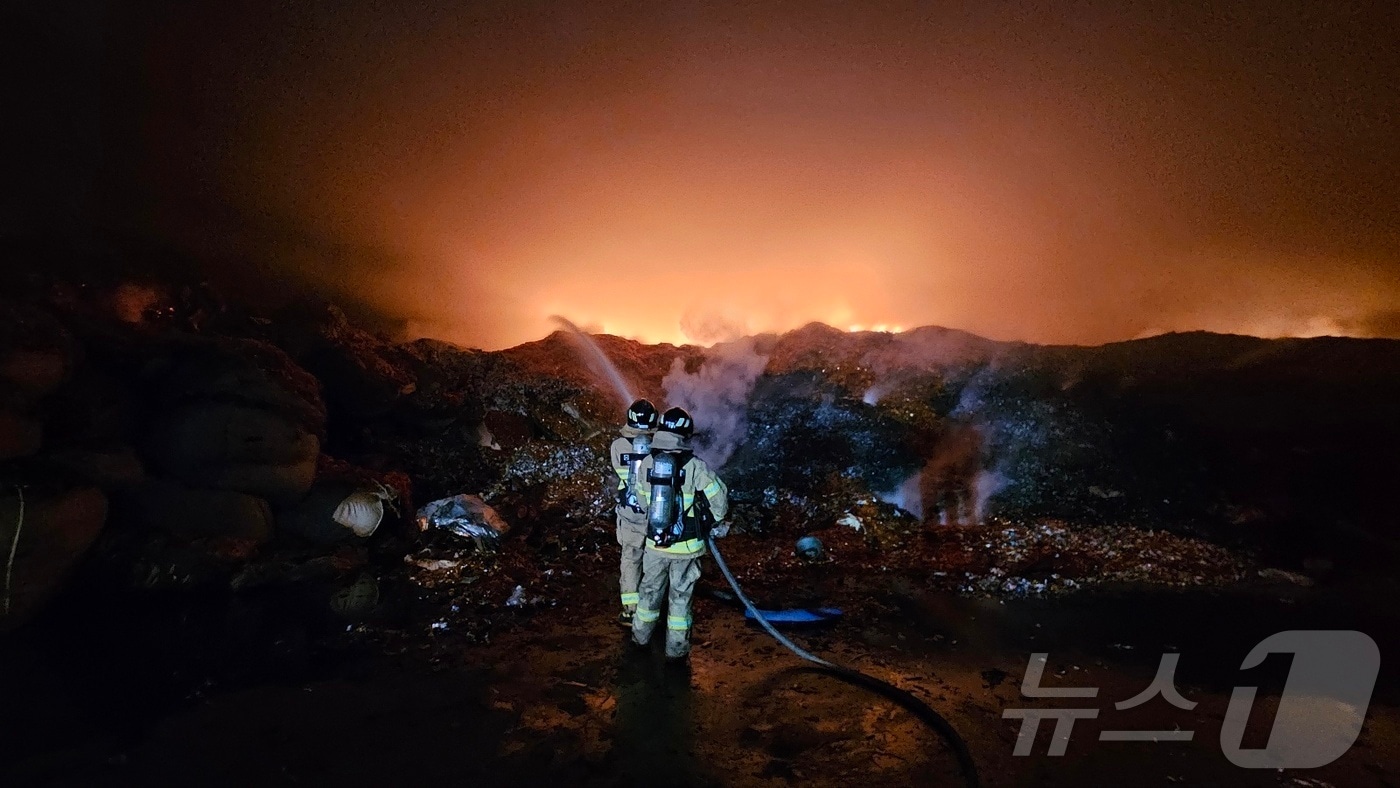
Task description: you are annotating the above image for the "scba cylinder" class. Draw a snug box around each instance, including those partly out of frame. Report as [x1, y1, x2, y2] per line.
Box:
[626, 434, 651, 508]
[647, 452, 678, 533]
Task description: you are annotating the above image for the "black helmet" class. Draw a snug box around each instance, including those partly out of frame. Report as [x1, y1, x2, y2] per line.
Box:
[626, 399, 659, 430]
[658, 406, 694, 438]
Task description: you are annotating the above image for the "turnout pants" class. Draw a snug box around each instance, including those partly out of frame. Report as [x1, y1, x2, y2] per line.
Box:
[632, 550, 703, 658]
[616, 515, 647, 611]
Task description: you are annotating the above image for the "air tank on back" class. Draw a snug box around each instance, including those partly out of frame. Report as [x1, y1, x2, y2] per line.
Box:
[626, 433, 651, 508]
[647, 451, 678, 535]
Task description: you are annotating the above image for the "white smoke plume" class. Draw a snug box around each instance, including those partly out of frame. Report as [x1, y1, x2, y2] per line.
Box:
[662, 337, 768, 468]
[972, 469, 1007, 522]
[862, 380, 893, 406]
[948, 370, 1019, 523]
[876, 376, 1008, 524]
[878, 473, 924, 521]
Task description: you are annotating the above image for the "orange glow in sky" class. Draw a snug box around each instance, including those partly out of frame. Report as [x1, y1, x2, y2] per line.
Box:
[91, 2, 1400, 349]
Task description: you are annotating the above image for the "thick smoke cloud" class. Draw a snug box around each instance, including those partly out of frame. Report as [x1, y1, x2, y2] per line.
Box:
[662, 338, 768, 468]
[679, 307, 747, 346]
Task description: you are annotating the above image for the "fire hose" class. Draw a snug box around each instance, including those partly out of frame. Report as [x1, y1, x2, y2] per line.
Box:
[706, 533, 981, 788]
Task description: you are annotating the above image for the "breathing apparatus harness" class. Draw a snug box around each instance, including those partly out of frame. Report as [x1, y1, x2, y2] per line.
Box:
[619, 432, 652, 513]
[645, 448, 697, 547]
[617, 399, 661, 515]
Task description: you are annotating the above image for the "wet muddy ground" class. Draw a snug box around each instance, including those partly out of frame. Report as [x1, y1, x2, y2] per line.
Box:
[2, 542, 1399, 787]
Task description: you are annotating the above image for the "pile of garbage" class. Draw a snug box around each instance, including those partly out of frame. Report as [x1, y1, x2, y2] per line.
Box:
[9, 258, 1394, 651]
[727, 371, 924, 508]
[0, 284, 424, 628]
[348, 487, 615, 650]
[933, 521, 1252, 596]
[694, 517, 1254, 619]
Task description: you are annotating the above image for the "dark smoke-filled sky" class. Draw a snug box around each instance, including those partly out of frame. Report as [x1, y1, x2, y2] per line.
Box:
[6, 0, 1399, 348]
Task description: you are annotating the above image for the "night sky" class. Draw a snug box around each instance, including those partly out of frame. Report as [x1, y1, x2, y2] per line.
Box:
[5, 0, 1398, 348]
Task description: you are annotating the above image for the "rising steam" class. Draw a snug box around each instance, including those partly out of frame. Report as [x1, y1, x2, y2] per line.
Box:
[878, 473, 924, 521]
[971, 469, 1008, 522]
[662, 337, 769, 468]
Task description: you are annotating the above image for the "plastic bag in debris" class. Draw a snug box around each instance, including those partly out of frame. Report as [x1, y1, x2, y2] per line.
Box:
[505, 585, 525, 607]
[334, 482, 399, 538]
[416, 494, 510, 552]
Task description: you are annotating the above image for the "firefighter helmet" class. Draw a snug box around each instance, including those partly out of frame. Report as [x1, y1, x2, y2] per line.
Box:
[658, 406, 694, 438]
[626, 399, 659, 431]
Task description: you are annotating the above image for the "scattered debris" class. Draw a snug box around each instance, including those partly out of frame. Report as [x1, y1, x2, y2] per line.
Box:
[938, 522, 1250, 597]
[4, 277, 1377, 670]
[1258, 567, 1316, 587]
[417, 494, 508, 553]
[505, 585, 525, 607]
[333, 482, 398, 538]
[328, 573, 380, 619]
[476, 422, 501, 450]
[410, 558, 463, 572]
[402, 550, 479, 589]
[795, 536, 824, 561]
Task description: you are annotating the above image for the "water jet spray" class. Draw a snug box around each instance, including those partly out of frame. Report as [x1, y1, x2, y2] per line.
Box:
[550, 316, 636, 407]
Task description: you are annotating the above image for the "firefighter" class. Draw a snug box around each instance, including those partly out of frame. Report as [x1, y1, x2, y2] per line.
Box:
[631, 407, 730, 660]
[611, 399, 659, 626]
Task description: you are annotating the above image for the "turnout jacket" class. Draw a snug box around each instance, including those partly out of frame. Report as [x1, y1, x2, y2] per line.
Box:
[635, 430, 729, 556]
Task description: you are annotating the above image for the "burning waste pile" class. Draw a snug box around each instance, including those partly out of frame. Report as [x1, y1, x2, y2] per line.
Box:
[3, 269, 1336, 659]
[667, 326, 1265, 600]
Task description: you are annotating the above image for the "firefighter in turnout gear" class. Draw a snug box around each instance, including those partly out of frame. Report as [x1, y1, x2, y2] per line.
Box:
[611, 399, 659, 626]
[631, 407, 730, 660]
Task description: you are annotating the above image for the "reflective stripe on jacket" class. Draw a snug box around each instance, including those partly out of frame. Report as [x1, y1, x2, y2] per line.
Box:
[609, 436, 633, 494]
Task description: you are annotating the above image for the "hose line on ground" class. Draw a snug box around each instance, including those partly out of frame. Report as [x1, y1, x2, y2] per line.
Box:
[706, 534, 981, 788]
